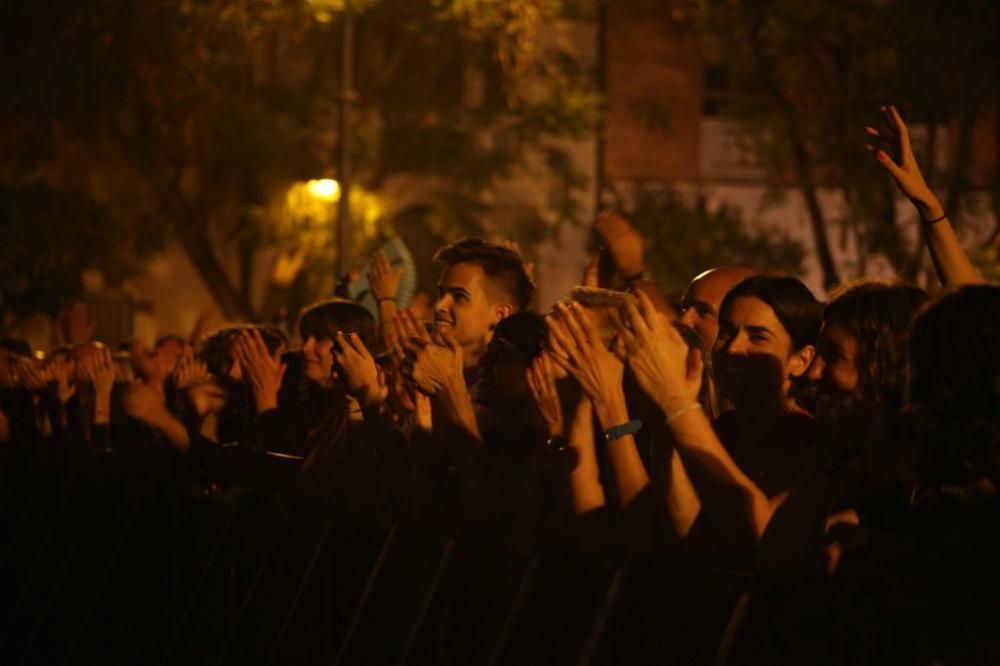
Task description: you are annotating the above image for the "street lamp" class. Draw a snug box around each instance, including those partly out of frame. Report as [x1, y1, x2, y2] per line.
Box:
[306, 178, 341, 200]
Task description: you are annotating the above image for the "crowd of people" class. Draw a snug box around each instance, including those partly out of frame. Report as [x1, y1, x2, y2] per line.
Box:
[3, 107, 1000, 660]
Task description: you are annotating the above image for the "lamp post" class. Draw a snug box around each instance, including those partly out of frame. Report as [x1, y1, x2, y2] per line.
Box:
[338, 11, 355, 277]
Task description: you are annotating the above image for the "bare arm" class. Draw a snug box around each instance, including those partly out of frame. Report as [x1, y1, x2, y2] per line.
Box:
[619, 290, 774, 538]
[867, 105, 984, 288]
[368, 250, 404, 351]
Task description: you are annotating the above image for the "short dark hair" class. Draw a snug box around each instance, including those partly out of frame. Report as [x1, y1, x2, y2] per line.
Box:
[200, 325, 287, 378]
[719, 274, 821, 351]
[434, 238, 535, 311]
[298, 298, 376, 352]
[492, 311, 547, 362]
[909, 285, 1000, 488]
[909, 285, 1000, 412]
[824, 281, 927, 407]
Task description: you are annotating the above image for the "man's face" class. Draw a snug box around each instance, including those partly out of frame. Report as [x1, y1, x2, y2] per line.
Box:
[680, 268, 755, 350]
[434, 263, 503, 358]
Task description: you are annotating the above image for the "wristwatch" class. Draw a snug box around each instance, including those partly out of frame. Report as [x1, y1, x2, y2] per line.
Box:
[603, 419, 642, 443]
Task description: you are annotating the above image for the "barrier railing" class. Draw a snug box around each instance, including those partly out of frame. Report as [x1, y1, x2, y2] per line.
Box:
[0, 470, 936, 665]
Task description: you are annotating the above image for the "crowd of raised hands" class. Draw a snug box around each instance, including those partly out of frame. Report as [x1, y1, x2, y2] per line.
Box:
[2, 107, 998, 616]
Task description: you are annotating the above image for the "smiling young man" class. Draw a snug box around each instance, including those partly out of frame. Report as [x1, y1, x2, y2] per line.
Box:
[431, 238, 535, 370]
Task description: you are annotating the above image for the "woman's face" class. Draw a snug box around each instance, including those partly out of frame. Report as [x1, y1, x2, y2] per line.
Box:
[712, 296, 814, 407]
[807, 322, 860, 400]
[301, 335, 335, 387]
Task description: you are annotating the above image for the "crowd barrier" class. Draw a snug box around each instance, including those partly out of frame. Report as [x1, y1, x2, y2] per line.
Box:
[0, 471, 934, 665]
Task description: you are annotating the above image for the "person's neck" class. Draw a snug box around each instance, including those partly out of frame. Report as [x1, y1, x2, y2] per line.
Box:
[462, 333, 492, 368]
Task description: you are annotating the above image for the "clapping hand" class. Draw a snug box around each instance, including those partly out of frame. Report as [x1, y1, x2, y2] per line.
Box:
[333, 331, 385, 408]
[545, 302, 623, 407]
[401, 324, 463, 397]
[233, 329, 286, 413]
[80, 346, 115, 399]
[617, 289, 702, 414]
[526, 352, 565, 438]
[368, 250, 404, 303]
[173, 355, 212, 390]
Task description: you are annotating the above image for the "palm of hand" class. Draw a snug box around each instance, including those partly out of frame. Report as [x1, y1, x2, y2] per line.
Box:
[410, 344, 460, 395]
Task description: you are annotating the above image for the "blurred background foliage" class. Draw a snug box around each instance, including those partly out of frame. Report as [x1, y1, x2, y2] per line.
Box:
[0, 0, 598, 321]
[2, 0, 999, 325]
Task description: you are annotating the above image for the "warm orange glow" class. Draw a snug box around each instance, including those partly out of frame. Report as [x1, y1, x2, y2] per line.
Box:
[306, 178, 341, 201]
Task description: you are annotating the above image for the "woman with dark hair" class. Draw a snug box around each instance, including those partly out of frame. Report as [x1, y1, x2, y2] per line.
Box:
[556, 274, 820, 558]
[710, 275, 822, 497]
[755, 282, 929, 578]
[809, 282, 928, 407]
[237, 298, 408, 516]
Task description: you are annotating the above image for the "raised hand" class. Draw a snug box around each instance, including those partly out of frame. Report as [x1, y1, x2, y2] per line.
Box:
[594, 211, 646, 277]
[81, 347, 116, 425]
[81, 346, 115, 398]
[173, 356, 212, 391]
[545, 302, 623, 408]
[865, 105, 943, 221]
[618, 289, 703, 415]
[19, 356, 53, 393]
[368, 250, 404, 302]
[391, 307, 432, 366]
[865, 105, 983, 287]
[233, 329, 286, 413]
[333, 331, 384, 407]
[526, 352, 565, 438]
[271, 247, 307, 288]
[401, 326, 464, 397]
[47, 354, 76, 403]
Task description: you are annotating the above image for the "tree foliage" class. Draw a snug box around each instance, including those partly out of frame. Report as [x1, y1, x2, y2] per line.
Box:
[616, 185, 804, 297]
[693, 0, 1000, 285]
[0, 0, 598, 319]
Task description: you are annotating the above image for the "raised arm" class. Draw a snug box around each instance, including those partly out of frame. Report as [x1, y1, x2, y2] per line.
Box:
[867, 105, 984, 288]
[547, 302, 650, 511]
[368, 250, 404, 350]
[619, 290, 773, 538]
[527, 351, 605, 515]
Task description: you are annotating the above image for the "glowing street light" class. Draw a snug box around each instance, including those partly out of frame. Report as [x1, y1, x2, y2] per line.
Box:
[306, 178, 341, 201]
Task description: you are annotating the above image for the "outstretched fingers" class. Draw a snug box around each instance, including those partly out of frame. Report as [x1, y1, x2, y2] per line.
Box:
[560, 303, 594, 350]
[545, 311, 578, 364]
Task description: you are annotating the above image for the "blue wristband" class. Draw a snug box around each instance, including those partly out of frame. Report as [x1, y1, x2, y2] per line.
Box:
[603, 419, 642, 443]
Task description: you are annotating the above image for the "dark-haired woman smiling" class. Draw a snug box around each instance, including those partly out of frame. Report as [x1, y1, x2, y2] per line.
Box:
[711, 275, 822, 497]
